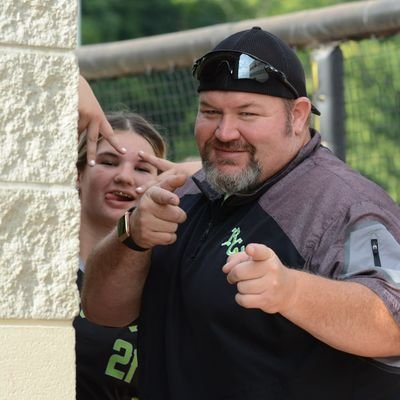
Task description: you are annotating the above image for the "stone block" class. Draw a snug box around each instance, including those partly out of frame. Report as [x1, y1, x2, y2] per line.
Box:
[0, 189, 80, 319]
[0, 323, 75, 400]
[0, 0, 77, 49]
[0, 50, 79, 185]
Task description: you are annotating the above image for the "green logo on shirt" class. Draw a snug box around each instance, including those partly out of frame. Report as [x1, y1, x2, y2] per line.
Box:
[221, 227, 246, 255]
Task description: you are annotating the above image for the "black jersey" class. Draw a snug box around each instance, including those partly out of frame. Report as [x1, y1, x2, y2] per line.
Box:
[137, 132, 400, 399]
[74, 269, 139, 400]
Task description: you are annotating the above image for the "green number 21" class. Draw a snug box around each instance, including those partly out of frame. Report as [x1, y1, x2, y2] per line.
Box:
[105, 326, 138, 383]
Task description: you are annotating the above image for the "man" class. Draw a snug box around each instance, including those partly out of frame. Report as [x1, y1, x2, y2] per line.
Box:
[82, 27, 400, 399]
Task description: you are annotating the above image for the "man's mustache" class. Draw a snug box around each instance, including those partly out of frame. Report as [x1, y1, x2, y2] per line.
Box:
[205, 138, 255, 154]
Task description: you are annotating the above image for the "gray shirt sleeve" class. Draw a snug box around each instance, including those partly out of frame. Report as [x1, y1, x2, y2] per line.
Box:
[343, 221, 400, 284]
[342, 220, 400, 370]
[311, 201, 400, 325]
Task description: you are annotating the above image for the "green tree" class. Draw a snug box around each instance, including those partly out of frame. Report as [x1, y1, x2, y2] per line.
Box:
[81, 0, 357, 44]
[81, 0, 181, 44]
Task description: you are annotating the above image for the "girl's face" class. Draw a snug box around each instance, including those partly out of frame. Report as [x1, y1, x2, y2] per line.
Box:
[78, 130, 158, 228]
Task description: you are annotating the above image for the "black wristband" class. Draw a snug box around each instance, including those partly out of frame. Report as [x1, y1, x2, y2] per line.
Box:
[117, 207, 150, 252]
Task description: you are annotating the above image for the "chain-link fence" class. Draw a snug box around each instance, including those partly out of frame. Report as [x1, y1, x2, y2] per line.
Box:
[88, 68, 199, 161]
[79, 1, 400, 202]
[342, 36, 400, 200]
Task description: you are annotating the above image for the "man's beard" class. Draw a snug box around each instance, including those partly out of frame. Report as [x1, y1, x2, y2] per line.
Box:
[201, 139, 262, 194]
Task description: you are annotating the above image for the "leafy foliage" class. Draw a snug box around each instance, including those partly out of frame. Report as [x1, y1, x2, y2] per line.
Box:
[80, 0, 356, 44]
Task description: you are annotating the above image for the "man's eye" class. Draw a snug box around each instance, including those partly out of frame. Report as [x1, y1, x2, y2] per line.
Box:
[202, 109, 219, 115]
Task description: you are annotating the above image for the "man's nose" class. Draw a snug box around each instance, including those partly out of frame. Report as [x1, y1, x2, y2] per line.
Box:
[215, 116, 240, 142]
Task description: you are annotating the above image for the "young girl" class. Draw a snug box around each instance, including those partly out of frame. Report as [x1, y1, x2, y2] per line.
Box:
[74, 111, 199, 399]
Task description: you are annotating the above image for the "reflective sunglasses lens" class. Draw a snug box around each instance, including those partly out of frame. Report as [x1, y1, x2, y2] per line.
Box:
[237, 54, 269, 83]
[194, 53, 235, 80]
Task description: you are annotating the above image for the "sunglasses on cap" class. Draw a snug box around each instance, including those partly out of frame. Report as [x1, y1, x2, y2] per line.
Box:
[193, 51, 321, 116]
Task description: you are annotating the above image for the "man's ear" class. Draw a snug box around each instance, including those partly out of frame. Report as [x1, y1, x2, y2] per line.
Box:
[292, 97, 311, 135]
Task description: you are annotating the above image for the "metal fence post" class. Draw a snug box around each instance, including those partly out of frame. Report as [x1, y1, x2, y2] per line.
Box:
[311, 45, 345, 161]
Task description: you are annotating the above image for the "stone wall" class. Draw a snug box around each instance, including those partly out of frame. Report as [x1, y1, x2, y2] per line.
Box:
[0, 1, 80, 399]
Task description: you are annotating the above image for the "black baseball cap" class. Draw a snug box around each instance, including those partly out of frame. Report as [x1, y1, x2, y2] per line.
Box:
[194, 26, 320, 116]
